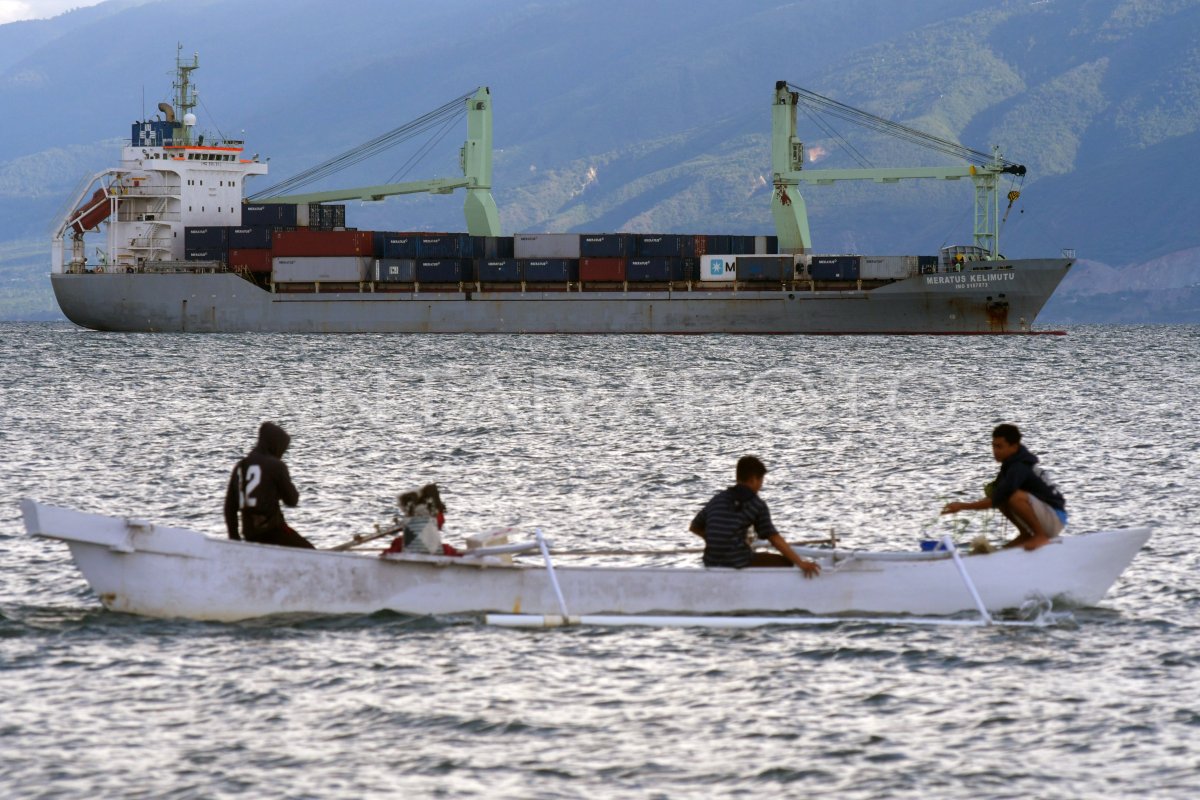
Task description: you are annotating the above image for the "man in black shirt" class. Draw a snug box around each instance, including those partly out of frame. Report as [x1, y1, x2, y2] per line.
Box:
[224, 421, 314, 549]
[690, 456, 820, 576]
[941, 424, 1068, 551]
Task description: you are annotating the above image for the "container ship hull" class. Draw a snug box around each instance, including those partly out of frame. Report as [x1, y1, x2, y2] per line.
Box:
[51, 259, 1067, 334]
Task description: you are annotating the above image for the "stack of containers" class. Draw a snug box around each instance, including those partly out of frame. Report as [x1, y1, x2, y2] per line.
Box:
[373, 232, 419, 282]
[579, 233, 629, 282]
[629, 234, 680, 283]
[474, 236, 519, 284]
[516, 234, 580, 284]
[735, 256, 793, 282]
[860, 256, 918, 280]
[417, 233, 472, 283]
[184, 226, 228, 262]
[227, 203, 303, 274]
[272, 230, 374, 283]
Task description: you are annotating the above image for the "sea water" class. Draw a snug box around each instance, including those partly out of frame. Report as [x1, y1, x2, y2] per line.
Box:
[1, 324, 1197, 799]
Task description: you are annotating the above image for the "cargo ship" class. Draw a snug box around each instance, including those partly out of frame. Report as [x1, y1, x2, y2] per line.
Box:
[49, 52, 1071, 334]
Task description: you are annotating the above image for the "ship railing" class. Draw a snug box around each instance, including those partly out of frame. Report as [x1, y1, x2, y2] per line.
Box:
[128, 238, 175, 249]
[110, 185, 181, 198]
[117, 212, 181, 223]
[143, 260, 226, 274]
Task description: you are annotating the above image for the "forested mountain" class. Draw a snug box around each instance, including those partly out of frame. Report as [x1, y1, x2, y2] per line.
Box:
[2, 0, 1197, 321]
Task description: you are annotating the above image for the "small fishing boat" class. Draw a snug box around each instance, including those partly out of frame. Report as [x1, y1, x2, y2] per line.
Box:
[20, 500, 1149, 627]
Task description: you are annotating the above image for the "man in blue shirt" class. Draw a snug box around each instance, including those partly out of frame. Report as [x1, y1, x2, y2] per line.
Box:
[690, 456, 820, 576]
[941, 424, 1068, 551]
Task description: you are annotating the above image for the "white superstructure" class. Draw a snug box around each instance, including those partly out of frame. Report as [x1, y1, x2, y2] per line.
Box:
[52, 49, 267, 273]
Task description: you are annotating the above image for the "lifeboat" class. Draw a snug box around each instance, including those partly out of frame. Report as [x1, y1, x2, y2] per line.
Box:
[70, 189, 110, 234]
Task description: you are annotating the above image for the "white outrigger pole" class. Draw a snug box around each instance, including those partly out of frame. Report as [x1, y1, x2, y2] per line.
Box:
[485, 534, 1043, 630]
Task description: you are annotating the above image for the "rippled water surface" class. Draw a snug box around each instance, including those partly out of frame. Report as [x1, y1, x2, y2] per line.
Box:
[2, 323, 1197, 798]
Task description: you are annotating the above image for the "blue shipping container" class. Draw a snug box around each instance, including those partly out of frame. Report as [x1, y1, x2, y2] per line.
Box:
[229, 227, 273, 249]
[579, 234, 631, 258]
[703, 235, 733, 254]
[419, 234, 470, 259]
[241, 204, 298, 227]
[809, 256, 860, 281]
[416, 259, 470, 283]
[677, 258, 698, 282]
[376, 259, 416, 282]
[736, 256, 791, 281]
[626, 258, 674, 282]
[477, 259, 521, 282]
[635, 234, 680, 258]
[184, 226, 229, 249]
[521, 259, 577, 282]
[471, 236, 515, 259]
[185, 248, 222, 261]
[376, 233, 420, 259]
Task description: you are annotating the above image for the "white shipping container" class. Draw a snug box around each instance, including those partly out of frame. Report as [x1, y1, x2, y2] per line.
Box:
[860, 256, 916, 280]
[754, 235, 770, 255]
[700, 254, 738, 282]
[294, 203, 309, 228]
[514, 233, 581, 259]
[272, 256, 369, 282]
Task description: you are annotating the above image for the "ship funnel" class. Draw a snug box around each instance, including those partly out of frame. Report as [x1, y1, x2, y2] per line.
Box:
[158, 102, 176, 122]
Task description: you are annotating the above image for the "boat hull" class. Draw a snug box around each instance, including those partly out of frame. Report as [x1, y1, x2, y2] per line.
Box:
[21, 501, 1149, 622]
[51, 259, 1069, 334]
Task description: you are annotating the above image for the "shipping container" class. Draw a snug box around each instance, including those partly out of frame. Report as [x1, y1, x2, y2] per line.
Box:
[416, 258, 470, 283]
[375, 259, 416, 282]
[699, 254, 738, 282]
[860, 256, 917, 280]
[703, 235, 732, 255]
[579, 234, 630, 258]
[184, 226, 228, 250]
[730, 236, 757, 255]
[228, 227, 273, 249]
[477, 258, 521, 282]
[521, 259, 577, 282]
[184, 248, 222, 262]
[419, 234, 470, 259]
[635, 234, 680, 258]
[240, 204, 299, 228]
[678, 258, 699, 282]
[228, 248, 272, 273]
[753, 235, 779, 255]
[272, 229, 373, 257]
[626, 257, 675, 282]
[374, 233, 420, 259]
[580, 257, 626, 282]
[736, 255, 792, 282]
[272, 256, 369, 282]
[809, 255, 860, 281]
[472, 236, 515, 259]
[514, 233, 581, 260]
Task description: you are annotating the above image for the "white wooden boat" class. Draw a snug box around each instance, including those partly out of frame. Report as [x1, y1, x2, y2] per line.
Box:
[20, 500, 1150, 625]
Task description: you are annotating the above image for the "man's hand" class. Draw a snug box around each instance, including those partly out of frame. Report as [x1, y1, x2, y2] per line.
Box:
[941, 502, 964, 515]
[796, 558, 820, 579]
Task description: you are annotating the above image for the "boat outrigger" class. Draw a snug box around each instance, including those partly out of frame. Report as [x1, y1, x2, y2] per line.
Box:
[21, 500, 1149, 628]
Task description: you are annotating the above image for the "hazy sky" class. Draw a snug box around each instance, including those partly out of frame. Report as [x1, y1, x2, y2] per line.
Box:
[0, 0, 105, 24]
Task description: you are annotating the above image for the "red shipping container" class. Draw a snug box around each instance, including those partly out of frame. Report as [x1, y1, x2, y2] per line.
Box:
[228, 248, 272, 273]
[272, 229, 374, 257]
[580, 257, 625, 281]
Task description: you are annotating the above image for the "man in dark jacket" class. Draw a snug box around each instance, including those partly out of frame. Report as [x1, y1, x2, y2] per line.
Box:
[942, 424, 1068, 551]
[689, 455, 820, 576]
[224, 421, 314, 549]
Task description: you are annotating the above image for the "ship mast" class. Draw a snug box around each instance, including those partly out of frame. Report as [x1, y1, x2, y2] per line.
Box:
[173, 45, 199, 145]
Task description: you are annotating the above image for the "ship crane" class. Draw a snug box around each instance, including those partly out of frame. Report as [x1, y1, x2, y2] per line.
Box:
[771, 81, 1027, 259]
[251, 87, 501, 236]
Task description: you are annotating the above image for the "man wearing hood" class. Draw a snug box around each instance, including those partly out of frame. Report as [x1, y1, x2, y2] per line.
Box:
[941, 424, 1068, 551]
[224, 421, 314, 549]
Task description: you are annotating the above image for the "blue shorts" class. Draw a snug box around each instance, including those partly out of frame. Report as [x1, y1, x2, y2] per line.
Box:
[1054, 508, 1069, 525]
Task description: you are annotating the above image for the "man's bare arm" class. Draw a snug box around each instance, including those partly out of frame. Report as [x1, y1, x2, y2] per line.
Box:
[767, 533, 820, 578]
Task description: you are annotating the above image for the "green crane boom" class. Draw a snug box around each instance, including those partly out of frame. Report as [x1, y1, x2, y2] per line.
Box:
[770, 81, 1025, 258]
[259, 87, 501, 236]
